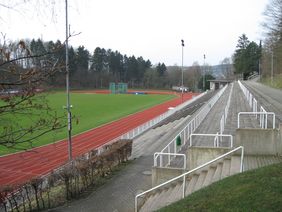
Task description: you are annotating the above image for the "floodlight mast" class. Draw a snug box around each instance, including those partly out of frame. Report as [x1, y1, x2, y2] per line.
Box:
[65, 0, 72, 161]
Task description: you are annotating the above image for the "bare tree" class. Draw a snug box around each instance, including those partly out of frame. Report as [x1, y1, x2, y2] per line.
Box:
[261, 0, 282, 77]
[0, 1, 70, 151]
[167, 65, 181, 87]
[0, 36, 66, 150]
[220, 57, 234, 79]
[187, 62, 201, 92]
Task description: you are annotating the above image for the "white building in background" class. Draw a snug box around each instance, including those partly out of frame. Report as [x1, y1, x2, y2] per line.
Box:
[208, 79, 233, 90]
[172, 86, 189, 92]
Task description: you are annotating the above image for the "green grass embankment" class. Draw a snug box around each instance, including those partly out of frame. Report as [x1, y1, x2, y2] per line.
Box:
[158, 162, 282, 211]
[261, 74, 282, 89]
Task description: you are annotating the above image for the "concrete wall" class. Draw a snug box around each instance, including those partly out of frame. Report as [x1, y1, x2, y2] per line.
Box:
[210, 82, 215, 90]
[235, 124, 282, 156]
[152, 167, 185, 187]
[187, 147, 230, 170]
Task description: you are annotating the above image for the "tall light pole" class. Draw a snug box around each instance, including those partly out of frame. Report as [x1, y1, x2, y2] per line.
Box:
[181, 39, 184, 102]
[203, 54, 206, 91]
[65, 0, 72, 161]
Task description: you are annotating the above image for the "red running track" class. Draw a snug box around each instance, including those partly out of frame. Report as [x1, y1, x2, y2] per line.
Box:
[0, 92, 195, 187]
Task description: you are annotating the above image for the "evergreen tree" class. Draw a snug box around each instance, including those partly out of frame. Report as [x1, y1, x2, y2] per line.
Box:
[156, 63, 167, 76]
[91, 47, 107, 73]
[233, 34, 261, 79]
[76, 45, 89, 72]
[30, 38, 46, 67]
[68, 46, 77, 76]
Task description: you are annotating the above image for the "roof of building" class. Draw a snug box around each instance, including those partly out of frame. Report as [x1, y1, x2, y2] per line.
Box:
[208, 79, 233, 83]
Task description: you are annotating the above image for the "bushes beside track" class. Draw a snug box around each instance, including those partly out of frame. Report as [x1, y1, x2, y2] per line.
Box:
[0, 139, 133, 211]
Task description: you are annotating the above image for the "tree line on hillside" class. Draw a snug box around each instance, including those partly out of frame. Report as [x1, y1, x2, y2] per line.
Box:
[0, 34, 216, 150]
[1, 37, 217, 90]
[2, 38, 170, 89]
[261, 0, 282, 81]
[233, 0, 282, 82]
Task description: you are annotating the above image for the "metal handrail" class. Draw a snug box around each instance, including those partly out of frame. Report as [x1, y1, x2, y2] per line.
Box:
[135, 146, 244, 212]
[189, 133, 233, 148]
[154, 85, 228, 168]
[238, 112, 275, 129]
[238, 80, 276, 129]
[118, 91, 207, 141]
[154, 152, 187, 169]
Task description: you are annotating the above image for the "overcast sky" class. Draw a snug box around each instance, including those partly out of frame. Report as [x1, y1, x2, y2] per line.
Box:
[1, 0, 269, 66]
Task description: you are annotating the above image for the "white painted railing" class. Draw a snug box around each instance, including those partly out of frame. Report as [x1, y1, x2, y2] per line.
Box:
[220, 82, 234, 134]
[238, 81, 276, 129]
[135, 146, 244, 212]
[118, 92, 207, 141]
[154, 85, 228, 168]
[189, 133, 233, 148]
[238, 112, 276, 129]
[154, 152, 187, 169]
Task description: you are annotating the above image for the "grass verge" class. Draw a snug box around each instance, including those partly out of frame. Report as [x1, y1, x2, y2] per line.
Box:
[261, 74, 282, 89]
[158, 162, 282, 211]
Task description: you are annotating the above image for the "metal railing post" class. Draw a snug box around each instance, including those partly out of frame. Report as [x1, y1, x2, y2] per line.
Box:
[160, 154, 163, 167]
[240, 146, 244, 172]
[182, 175, 186, 198]
[237, 113, 240, 128]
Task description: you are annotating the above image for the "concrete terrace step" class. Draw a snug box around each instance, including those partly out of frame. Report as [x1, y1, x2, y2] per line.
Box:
[185, 173, 199, 195]
[211, 162, 223, 183]
[140, 182, 182, 212]
[139, 155, 240, 212]
[230, 156, 241, 175]
[131, 118, 184, 158]
[152, 91, 215, 129]
[243, 155, 282, 172]
[165, 182, 183, 205]
[193, 170, 208, 191]
[224, 81, 261, 136]
[221, 158, 231, 179]
[193, 85, 232, 144]
[202, 166, 216, 187]
[168, 85, 234, 168]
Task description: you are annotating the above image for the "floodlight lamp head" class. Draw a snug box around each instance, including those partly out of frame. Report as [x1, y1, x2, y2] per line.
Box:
[181, 39, 184, 47]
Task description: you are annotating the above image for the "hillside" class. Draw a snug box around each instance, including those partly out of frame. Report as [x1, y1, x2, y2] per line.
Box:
[159, 162, 282, 211]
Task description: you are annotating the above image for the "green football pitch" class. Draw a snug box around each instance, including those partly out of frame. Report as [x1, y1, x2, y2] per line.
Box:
[0, 92, 175, 155]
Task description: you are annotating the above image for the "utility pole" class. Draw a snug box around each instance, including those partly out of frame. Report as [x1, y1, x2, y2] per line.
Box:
[271, 51, 274, 85]
[258, 59, 261, 81]
[181, 39, 184, 103]
[65, 0, 72, 161]
[203, 54, 206, 91]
